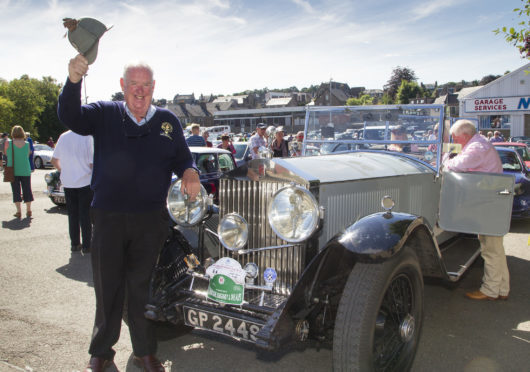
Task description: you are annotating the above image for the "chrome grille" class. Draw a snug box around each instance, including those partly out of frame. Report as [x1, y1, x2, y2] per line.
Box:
[219, 178, 306, 295]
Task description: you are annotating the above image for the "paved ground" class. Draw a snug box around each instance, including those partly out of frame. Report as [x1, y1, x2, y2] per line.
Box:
[0, 169, 529, 371]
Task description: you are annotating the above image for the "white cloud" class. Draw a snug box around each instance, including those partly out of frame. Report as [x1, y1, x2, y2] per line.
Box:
[0, 0, 524, 101]
[410, 0, 461, 21]
[291, 0, 315, 14]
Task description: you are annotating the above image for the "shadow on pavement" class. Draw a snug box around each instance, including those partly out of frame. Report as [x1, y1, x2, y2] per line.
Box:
[2, 216, 32, 230]
[45, 205, 68, 215]
[56, 251, 94, 286]
[509, 218, 530, 233]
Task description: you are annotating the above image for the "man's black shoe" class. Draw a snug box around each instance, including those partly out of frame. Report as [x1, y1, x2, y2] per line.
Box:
[82, 247, 91, 254]
[71, 244, 82, 252]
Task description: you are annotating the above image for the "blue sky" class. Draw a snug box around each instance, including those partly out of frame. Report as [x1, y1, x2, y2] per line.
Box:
[0, 0, 527, 102]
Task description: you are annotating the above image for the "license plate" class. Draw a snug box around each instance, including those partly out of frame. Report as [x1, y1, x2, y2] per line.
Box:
[54, 196, 66, 204]
[183, 306, 262, 342]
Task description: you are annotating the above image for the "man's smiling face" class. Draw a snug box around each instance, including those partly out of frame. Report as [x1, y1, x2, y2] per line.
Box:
[120, 67, 155, 122]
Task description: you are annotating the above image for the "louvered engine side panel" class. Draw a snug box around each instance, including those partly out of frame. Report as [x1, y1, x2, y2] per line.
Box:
[322, 187, 400, 243]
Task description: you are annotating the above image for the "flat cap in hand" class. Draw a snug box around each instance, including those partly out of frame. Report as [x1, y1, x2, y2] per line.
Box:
[63, 17, 110, 65]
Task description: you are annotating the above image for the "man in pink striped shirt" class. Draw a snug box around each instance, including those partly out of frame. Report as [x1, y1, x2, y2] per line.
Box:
[444, 119, 510, 301]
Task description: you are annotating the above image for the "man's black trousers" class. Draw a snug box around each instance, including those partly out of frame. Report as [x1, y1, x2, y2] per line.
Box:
[88, 207, 169, 360]
[64, 186, 93, 250]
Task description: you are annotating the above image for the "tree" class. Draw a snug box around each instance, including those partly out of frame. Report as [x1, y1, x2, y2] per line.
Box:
[479, 74, 501, 85]
[33, 77, 64, 142]
[0, 75, 45, 134]
[346, 94, 374, 106]
[396, 80, 423, 104]
[0, 96, 15, 133]
[380, 93, 394, 105]
[384, 66, 417, 100]
[111, 91, 124, 101]
[494, 0, 530, 58]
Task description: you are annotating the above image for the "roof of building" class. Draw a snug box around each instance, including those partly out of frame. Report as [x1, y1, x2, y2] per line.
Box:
[212, 95, 248, 105]
[331, 88, 349, 102]
[457, 86, 483, 98]
[266, 97, 293, 106]
[434, 94, 446, 105]
[461, 62, 530, 100]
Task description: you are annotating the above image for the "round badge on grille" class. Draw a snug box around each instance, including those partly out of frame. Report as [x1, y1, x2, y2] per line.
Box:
[264, 268, 277, 285]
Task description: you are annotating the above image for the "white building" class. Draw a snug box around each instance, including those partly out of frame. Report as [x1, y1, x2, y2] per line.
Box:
[459, 63, 530, 137]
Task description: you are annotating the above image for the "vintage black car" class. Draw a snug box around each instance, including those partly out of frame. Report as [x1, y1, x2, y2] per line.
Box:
[145, 105, 514, 371]
[44, 170, 65, 206]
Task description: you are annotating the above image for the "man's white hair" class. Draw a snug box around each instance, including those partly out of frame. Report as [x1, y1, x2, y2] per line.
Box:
[122, 61, 154, 83]
[450, 120, 477, 137]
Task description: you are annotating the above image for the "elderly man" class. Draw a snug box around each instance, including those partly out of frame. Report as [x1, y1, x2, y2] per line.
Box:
[444, 119, 509, 301]
[58, 54, 201, 372]
[490, 130, 504, 143]
[249, 123, 267, 159]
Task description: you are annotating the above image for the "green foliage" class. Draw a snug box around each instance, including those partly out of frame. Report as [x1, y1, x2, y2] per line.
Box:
[380, 93, 394, 104]
[0, 96, 15, 133]
[396, 80, 423, 104]
[384, 66, 417, 100]
[493, 0, 530, 58]
[33, 77, 64, 142]
[0, 75, 63, 141]
[111, 91, 124, 101]
[346, 94, 374, 106]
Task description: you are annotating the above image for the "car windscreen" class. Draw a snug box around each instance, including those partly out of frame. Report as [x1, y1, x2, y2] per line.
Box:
[233, 143, 248, 159]
[304, 105, 444, 171]
[498, 150, 522, 171]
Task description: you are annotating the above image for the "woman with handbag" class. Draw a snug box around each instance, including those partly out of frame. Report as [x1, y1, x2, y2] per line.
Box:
[4, 125, 33, 219]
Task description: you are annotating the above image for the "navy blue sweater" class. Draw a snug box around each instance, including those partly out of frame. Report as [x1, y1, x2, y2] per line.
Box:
[57, 78, 196, 213]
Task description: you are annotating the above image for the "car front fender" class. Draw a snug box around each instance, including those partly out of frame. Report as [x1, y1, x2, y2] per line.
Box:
[329, 212, 426, 263]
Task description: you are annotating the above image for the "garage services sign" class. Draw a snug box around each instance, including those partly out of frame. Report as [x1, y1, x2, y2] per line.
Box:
[464, 96, 530, 113]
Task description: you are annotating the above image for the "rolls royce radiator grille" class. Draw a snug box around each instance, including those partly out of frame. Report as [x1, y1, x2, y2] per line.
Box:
[219, 178, 306, 295]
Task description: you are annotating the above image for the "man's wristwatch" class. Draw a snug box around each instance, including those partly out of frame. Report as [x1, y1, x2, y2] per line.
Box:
[184, 168, 199, 175]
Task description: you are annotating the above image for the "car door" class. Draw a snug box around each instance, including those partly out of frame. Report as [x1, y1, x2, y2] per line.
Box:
[438, 171, 514, 236]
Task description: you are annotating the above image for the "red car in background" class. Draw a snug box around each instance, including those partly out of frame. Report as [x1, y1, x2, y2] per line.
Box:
[493, 142, 530, 168]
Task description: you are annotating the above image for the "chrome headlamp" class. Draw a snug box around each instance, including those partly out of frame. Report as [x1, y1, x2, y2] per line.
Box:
[218, 213, 248, 251]
[267, 185, 319, 242]
[167, 179, 209, 226]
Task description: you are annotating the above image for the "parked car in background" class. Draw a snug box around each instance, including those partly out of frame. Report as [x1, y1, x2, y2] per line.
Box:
[143, 104, 515, 371]
[44, 170, 65, 206]
[510, 136, 530, 147]
[495, 147, 530, 219]
[493, 142, 530, 168]
[188, 147, 236, 203]
[33, 144, 54, 169]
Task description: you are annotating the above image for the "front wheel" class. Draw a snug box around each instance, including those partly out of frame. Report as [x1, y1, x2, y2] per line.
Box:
[34, 156, 43, 169]
[333, 247, 424, 372]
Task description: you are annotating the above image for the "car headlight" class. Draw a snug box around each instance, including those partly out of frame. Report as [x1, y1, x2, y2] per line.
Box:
[218, 213, 248, 251]
[267, 185, 319, 243]
[167, 179, 209, 226]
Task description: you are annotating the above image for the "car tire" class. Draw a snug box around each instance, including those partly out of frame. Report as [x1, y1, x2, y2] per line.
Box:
[34, 156, 43, 169]
[333, 246, 423, 372]
[51, 198, 63, 206]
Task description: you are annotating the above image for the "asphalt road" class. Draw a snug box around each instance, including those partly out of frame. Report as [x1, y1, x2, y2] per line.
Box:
[0, 169, 529, 372]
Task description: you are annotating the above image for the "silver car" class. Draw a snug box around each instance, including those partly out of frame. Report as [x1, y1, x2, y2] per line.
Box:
[146, 105, 514, 371]
[33, 144, 54, 169]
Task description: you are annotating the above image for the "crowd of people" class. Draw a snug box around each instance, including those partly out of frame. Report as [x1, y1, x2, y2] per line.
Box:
[184, 122, 305, 160]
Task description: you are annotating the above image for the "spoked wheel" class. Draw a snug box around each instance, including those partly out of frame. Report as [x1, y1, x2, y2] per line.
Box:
[333, 247, 423, 372]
